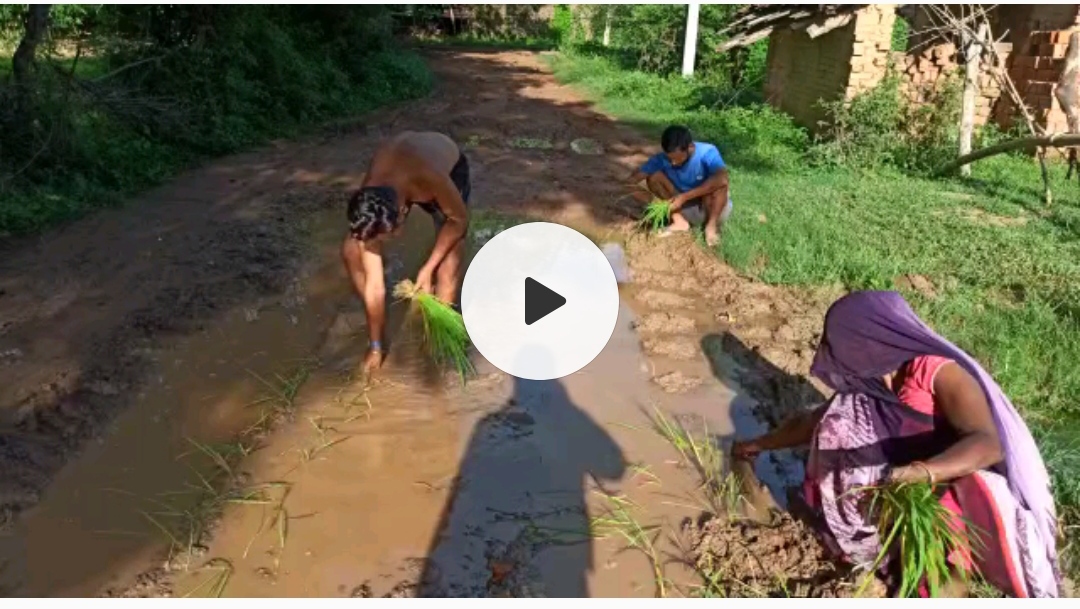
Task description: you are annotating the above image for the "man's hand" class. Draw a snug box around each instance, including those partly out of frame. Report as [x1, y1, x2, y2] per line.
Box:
[415, 265, 435, 295]
[669, 193, 690, 211]
[363, 348, 384, 372]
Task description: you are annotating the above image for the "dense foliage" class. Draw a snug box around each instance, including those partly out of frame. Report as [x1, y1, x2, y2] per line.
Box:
[1, 5, 432, 236]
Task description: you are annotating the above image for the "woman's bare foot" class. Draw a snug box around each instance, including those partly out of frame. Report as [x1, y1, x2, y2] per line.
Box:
[704, 230, 719, 247]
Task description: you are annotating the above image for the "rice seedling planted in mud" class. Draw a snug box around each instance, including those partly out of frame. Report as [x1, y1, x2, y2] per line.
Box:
[590, 493, 670, 597]
[856, 481, 980, 598]
[393, 279, 474, 380]
[646, 407, 743, 516]
[638, 199, 672, 233]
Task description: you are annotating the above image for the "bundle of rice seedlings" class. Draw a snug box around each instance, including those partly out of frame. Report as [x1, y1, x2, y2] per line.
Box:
[393, 280, 475, 381]
[638, 199, 671, 233]
[856, 481, 981, 597]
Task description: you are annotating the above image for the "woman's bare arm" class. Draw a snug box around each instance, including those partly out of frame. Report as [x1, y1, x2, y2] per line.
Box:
[918, 362, 1003, 482]
[733, 404, 828, 458]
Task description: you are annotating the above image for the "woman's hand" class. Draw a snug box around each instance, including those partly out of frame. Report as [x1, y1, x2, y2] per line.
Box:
[887, 463, 934, 485]
[732, 439, 763, 461]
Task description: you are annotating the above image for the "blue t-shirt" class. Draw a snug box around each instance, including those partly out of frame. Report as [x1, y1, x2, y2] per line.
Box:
[640, 142, 726, 194]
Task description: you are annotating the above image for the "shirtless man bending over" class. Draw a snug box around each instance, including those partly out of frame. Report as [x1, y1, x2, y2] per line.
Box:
[342, 131, 470, 372]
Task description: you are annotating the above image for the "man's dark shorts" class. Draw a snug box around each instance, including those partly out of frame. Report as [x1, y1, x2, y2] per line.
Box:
[416, 152, 470, 227]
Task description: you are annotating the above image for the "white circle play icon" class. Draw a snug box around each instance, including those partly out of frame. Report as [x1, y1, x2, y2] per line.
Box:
[461, 222, 620, 380]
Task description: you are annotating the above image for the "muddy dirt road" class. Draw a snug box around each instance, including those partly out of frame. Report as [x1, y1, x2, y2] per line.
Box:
[0, 50, 839, 597]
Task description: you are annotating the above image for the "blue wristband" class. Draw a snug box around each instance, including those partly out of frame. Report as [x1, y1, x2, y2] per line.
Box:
[370, 340, 382, 352]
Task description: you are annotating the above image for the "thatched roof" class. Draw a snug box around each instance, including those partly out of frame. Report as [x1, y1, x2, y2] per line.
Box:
[717, 4, 870, 52]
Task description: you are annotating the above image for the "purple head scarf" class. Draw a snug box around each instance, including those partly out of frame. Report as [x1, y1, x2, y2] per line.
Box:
[810, 291, 1059, 593]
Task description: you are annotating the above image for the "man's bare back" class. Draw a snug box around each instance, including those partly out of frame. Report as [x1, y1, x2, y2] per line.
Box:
[364, 131, 460, 205]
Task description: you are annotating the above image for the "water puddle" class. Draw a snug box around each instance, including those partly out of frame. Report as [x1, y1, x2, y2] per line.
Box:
[2, 208, 802, 598]
[0, 208, 442, 597]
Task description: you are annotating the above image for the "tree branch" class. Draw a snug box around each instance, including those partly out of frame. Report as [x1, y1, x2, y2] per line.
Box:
[937, 133, 1080, 175]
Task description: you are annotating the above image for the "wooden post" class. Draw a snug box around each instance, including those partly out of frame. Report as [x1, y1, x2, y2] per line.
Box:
[682, 2, 700, 77]
[959, 22, 988, 177]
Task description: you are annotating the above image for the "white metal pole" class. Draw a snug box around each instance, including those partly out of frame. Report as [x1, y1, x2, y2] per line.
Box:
[682, 2, 700, 77]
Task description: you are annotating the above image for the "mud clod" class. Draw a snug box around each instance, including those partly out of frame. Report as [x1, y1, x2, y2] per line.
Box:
[652, 370, 702, 393]
[684, 514, 883, 598]
[634, 312, 695, 335]
[641, 337, 698, 360]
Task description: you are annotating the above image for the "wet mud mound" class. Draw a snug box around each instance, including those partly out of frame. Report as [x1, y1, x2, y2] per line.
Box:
[683, 514, 884, 598]
[623, 232, 842, 426]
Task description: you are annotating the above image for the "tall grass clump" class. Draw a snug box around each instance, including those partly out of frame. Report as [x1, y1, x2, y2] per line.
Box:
[857, 481, 979, 597]
[393, 279, 474, 380]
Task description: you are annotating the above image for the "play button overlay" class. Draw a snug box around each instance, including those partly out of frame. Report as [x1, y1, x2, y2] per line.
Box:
[462, 222, 619, 380]
[524, 277, 565, 325]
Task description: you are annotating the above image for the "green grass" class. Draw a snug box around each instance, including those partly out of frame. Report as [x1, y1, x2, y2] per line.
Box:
[549, 49, 1080, 578]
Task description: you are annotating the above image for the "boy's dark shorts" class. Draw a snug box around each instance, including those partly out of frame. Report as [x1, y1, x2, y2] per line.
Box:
[416, 153, 470, 227]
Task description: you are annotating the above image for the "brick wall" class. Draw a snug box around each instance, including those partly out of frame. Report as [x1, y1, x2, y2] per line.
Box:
[894, 43, 1010, 128]
[763, 4, 1080, 135]
[765, 5, 896, 129]
[899, 5, 1080, 133]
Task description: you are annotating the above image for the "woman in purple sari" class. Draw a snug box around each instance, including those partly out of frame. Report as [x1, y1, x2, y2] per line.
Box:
[733, 291, 1061, 597]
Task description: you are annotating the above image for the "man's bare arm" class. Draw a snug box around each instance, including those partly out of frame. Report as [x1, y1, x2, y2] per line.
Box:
[360, 240, 387, 346]
[417, 171, 468, 288]
[673, 169, 729, 208]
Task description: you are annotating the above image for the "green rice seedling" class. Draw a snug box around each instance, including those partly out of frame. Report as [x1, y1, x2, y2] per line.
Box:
[589, 493, 669, 597]
[184, 558, 234, 598]
[244, 362, 314, 431]
[393, 279, 475, 381]
[646, 407, 743, 516]
[855, 481, 982, 598]
[638, 199, 671, 233]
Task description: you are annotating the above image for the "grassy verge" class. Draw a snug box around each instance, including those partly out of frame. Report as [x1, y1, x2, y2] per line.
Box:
[549, 50, 1080, 576]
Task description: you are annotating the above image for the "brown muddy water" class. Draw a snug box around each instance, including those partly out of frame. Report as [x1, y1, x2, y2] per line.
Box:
[0, 205, 793, 597]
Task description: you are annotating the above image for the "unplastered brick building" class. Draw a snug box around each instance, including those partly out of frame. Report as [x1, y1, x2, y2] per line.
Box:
[721, 4, 1080, 134]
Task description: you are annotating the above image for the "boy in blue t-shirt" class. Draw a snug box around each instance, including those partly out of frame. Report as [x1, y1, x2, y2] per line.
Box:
[628, 125, 731, 246]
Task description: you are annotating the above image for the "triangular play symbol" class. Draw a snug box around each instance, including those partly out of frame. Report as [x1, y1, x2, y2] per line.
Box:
[525, 277, 566, 325]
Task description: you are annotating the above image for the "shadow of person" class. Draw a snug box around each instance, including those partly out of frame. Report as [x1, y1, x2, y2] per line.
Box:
[699, 332, 825, 517]
[418, 346, 626, 597]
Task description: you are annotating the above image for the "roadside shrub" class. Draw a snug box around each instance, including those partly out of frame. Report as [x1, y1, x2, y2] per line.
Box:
[811, 69, 961, 174]
[1, 5, 433, 236]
